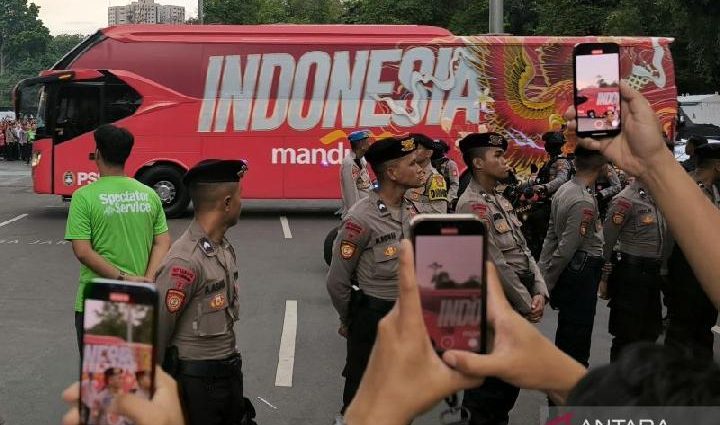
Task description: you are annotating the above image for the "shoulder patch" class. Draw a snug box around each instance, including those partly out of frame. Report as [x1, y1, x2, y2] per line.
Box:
[471, 203, 488, 218]
[165, 289, 186, 313]
[344, 220, 365, 241]
[170, 265, 196, 290]
[616, 199, 632, 211]
[340, 240, 357, 259]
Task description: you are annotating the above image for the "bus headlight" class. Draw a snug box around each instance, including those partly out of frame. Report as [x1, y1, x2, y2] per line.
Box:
[31, 152, 41, 167]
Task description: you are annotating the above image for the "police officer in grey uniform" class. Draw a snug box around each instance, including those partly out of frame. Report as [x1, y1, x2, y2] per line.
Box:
[155, 159, 254, 425]
[340, 130, 372, 218]
[455, 132, 549, 425]
[406, 133, 448, 214]
[665, 143, 720, 362]
[539, 147, 607, 367]
[326, 136, 423, 413]
[431, 139, 460, 209]
[602, 180, 670, 362]
[595, 163, 623, 220]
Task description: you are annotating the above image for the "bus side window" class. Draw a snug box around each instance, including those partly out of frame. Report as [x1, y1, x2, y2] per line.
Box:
[104, 82, 141, 124]
[54, 85, 101, 143]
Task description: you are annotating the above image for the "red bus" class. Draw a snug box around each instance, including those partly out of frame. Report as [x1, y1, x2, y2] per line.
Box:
[14, 25, 677, 217]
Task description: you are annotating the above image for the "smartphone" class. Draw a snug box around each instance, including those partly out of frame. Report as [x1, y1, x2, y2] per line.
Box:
[80, 279, 158, 425]
[411, 214, 488, 353]
[574, 43, 621, 138]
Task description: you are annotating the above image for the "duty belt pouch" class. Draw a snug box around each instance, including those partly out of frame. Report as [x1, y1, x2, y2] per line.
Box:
[568, 251, 587, 273]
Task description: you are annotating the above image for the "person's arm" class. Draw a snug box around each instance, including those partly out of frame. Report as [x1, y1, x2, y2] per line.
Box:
[457, 200, 532, 314]
[154, 258, 200, 362]
[544, 159, 571, 195]
[569, 82, 720, 308]
[326, 215, 370, 325]
[341, 162, 360, 211]
[144, 195, 171, 280]
[542, 200, 594, 292]
[598, 166, 622, 201]
[145, 232, 171, 280]
[446, 160, 460, 201]
[602, 196, 630, 262]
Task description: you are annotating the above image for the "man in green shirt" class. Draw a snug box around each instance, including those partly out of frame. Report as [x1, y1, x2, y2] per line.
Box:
[65, 124, 171, 351]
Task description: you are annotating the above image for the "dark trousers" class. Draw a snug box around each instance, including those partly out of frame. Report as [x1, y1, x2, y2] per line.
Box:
[341, 296, 393, 413]
[522, 202, 551, 261]
[462, 378, 520, 425]
[665, 277, 717, 363]
[75, 311, 83, 353]
[551, 253, 603, 367]
[174, 356, 247, 425]
[608, 258, 662, 362]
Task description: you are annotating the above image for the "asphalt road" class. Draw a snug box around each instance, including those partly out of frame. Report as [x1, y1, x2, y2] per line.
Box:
[0, 160, 715, 425]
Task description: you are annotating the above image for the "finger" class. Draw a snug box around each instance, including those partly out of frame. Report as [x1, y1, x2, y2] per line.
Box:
[619, 81, 647, 114]
[396, 239, 423, 324]
[112, 393, 155, 424]
[62, 382, 80, 404]
[62, 407, 80, 425]
[442, 350, 503, 379]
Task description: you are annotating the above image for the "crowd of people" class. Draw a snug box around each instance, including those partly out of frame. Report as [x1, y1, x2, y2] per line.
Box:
[0, 116, 37, 164]
[59, 82, 720, 425]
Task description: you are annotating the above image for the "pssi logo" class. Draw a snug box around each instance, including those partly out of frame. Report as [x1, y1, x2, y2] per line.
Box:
[65, 171, 99, 186]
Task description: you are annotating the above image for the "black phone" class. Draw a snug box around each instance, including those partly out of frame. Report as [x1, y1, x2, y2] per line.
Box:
[80, 279, 158, 425]
[573, 42, 621, 138]
[410, 214, 488, 353]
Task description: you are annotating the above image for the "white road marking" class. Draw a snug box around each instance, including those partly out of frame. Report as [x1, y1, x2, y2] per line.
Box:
[257, 396, 278, 410]
[279, 216, 292, 239]
[274, 300, 298, 387]
[0, 214, 28, 228]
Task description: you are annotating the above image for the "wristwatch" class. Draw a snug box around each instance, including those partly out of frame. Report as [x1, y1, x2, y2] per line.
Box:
[116, 271, 126, 281]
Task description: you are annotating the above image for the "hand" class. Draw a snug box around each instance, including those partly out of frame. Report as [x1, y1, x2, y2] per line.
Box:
[526, 294, 546, 323]
[598, 279, 610, 300]
[126, 275, 152, 283]
[344, 240, 482, 425]
[564, 81, 674, 181]
[441, 262, 587, 405]
[338, 324, 348, 338]
[62, 367, 185, 425]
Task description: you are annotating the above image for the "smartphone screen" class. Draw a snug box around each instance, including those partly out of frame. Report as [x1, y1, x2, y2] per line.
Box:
[574, 43, 621, 137]
[81, 281, 157, 425]
[414, 216, 487, 353]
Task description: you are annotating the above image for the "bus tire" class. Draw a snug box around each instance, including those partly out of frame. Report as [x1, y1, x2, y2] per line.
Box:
[139, 165, 190, 219]
[324, 226, 339, 266]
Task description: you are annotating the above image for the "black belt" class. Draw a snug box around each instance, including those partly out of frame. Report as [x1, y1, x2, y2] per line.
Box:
[615, 252, 662, 274]
[178, 353, 241, 378]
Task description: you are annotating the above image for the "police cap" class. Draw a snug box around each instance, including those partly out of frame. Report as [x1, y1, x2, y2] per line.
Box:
[458, 132, 508, 154]
[695, 143, 720, 161]
[364, 136, 417, 169]
[409, 133, 435, 149]
[183, 159, 248, 186]
[687, 135, 709, 148]
[348, 130, 371, 145]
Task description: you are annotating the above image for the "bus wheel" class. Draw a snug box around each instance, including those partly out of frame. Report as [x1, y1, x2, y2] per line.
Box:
[324, 225, 339, 266]
[139, 165, 190, 218]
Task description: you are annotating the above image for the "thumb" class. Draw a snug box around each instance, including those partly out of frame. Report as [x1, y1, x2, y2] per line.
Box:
[442, 350, 502, 380]
[111, 393, 155, 424]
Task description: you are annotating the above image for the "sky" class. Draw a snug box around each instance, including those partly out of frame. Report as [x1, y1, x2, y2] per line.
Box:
[32, 0, 199, 35]
[415, 235, 485, 288]
[576, 53, 620, 90]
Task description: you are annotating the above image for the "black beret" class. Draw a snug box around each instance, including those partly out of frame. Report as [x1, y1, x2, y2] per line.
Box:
[573, 146, 604, 159]
[364, 136, 417, 169]
[433, 139, 451, 154]
[541, 131, 565, 146]
[458, 132, 508, 154]
[183, 159, 248, 186]
[409, 133, 435, 149]
[695, 143, 720, 161]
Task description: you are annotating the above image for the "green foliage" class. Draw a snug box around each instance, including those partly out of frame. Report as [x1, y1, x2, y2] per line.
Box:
[87, 302, 153, 345]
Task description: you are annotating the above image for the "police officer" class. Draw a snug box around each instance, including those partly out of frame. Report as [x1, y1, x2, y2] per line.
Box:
[405, 133, 448, 213]
[525, 131, 573, 259]
[340, 130, 373, 218]
[431, 139, 460, 209]
[665, 143, 720, 362]
[455, 132, 549, 425]
[539, 147, 606, 367]
[595, 163, 623, 220]
[155, 159, 255, 425]
[602, 180, 670, 362]
[326, 136, 423, 413]
[680, 135, 708, 172]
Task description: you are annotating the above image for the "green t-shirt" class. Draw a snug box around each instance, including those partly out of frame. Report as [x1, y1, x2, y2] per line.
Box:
[65, 176, 169, 312]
